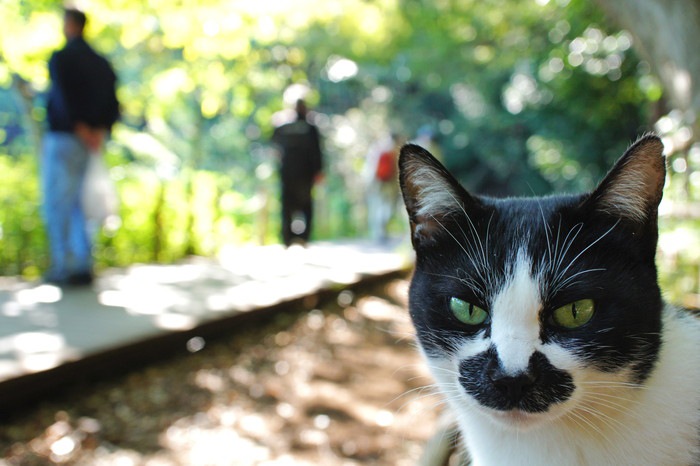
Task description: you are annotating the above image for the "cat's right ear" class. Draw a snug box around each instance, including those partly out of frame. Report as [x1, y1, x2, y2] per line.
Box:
[584, 134, 666, 226]
[399, 144, 481, 246]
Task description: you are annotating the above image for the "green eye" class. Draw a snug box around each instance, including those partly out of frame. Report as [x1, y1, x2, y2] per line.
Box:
[552, 299, 595, 329]
[450, 297, 489, 326]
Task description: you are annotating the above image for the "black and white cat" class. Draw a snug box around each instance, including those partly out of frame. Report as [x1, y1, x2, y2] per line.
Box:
[399, 135, 700, 465]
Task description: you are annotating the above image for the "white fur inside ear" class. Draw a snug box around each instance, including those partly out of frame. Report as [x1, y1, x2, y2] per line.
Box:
[595, 137, 665, 222]
[410, 164, 463, 219]
[596, 161, 660, 222]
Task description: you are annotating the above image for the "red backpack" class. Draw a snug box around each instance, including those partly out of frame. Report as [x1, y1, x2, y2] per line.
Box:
[375, 150, 396, 182]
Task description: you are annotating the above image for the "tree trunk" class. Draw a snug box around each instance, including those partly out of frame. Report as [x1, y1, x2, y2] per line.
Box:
[593, 0, 700, 131]
[153, 180, 166, 262]
[183, 88, 206, 257]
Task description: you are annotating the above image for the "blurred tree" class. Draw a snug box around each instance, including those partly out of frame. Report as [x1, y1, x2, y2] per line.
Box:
[0, 0, 695, 283]
[328, 0, 656, 196]
[593, 0, 700, 124]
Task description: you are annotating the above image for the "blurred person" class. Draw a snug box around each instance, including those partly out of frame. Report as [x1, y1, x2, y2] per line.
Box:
[42, 7, 120, 285]
[271, 99, 324, 247]
[364, 132, 404, 242]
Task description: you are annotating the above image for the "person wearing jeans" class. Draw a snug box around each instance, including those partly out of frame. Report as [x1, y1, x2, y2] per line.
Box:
[42, 8, 119, 285]
[42, 133, 93, 284]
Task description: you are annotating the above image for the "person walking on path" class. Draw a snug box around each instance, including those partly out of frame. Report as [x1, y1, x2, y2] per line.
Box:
[364, 132, 404, 243]
[42, 8, 120, 285]
[271, 99, 324, 247]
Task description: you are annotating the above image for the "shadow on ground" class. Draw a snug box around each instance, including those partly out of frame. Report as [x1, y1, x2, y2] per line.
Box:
[0, 278, 441, 466]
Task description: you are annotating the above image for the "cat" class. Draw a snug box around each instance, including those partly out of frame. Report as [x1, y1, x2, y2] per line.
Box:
[398, 134, 700, 466]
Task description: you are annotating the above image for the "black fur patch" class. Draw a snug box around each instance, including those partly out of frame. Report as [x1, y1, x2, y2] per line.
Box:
[459, 347, 575, 412]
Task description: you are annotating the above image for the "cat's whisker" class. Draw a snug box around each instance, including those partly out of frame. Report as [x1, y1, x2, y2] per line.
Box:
[455, 222, 486, 273]
[575, 392, 632, 425]
[428, 372, 461, 380]
[536, 200, 554, 270]
[425, 271, 487, 298]
[561, 411, 588, 439]
[438, 185, 494, 294]
[578, 383, 656, 397]
[551, 267, 606, 295]
[387, 383, 440, 408]
[383, 326, 417, 340]
[574, 403, 634, 439]
[579, 392, 637, 416]
[551, 215, 564, 273]
[427, 214, 470, 257]
[578, 390, 642, 406]
[424, 364, 461, 378]
[374, 322, 411, 337]
[428, 364, 459, 376]
[550, 221, 583, 283]
[571, 403, 637, 444]
[595, 327, 616, 334]
[418, 333, 467, 355]
[578, 380, 645, 389]
[400, 385, 463, 413]
[565, 410, 632, 454]
[428, 214, 490, 299]
[553, 220, 619, 288]
[393, 333, 419, 345]
[451, 191, 489, 271]
[393, 391, 450, 419]
[485, 212, 495, 275]
[391, 362, 434, 378]
[564, 409, 608, 439]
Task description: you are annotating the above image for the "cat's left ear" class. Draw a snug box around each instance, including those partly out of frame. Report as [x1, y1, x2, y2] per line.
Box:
[584, 134, 666, 225]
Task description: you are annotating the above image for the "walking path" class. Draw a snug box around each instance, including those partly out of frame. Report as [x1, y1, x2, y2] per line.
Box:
[0, 239, 413, 409]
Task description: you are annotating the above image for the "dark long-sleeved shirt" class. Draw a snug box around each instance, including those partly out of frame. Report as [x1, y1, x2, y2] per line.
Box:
[47, 37, 119, 132]
[272, 118, 323, 186]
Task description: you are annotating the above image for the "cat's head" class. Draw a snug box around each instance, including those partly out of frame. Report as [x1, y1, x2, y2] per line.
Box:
[399, 135, 666, 430]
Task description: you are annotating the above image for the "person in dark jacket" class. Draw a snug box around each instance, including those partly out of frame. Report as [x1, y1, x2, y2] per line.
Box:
[271, 99, 324, 247]
[42, 8, 119, 285]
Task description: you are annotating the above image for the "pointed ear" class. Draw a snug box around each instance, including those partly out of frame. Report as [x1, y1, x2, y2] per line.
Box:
[585, 135, 666, 224]
[399, 144, 481, 245]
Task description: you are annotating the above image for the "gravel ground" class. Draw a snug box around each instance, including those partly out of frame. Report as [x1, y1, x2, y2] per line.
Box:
[0, 278, 441, 465]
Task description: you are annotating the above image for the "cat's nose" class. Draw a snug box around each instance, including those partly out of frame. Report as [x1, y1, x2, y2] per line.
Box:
[488, 366, 537, 403]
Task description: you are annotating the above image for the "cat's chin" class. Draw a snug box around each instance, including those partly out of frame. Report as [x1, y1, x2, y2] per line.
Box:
[486, 408, 555, 431]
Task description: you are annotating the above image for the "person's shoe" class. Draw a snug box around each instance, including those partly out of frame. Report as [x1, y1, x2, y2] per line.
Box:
[289, 237, 308, 248]
[66, 271, 94, 286]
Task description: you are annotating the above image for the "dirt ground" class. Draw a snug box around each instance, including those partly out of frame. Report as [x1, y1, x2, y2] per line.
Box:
[0, 278, 443, 465]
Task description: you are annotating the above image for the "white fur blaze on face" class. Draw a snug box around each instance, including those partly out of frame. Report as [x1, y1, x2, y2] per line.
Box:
[490, 252, 542, 373]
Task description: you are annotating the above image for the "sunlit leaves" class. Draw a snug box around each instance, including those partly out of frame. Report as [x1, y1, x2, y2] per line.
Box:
[0, 10, 59, 88]
[0, 0, 688, 280]
[119, 13, 157, 50]
[151, 67, 193, 100]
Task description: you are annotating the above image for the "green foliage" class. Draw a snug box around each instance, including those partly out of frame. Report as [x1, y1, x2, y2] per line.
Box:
[0, 0, 697, 304]
[0, 154, 47, 277]
[658, 216, 700, 308]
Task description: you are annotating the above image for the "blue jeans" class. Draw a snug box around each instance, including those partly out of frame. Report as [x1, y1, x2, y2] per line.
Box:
[41, 132, 92, 280]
